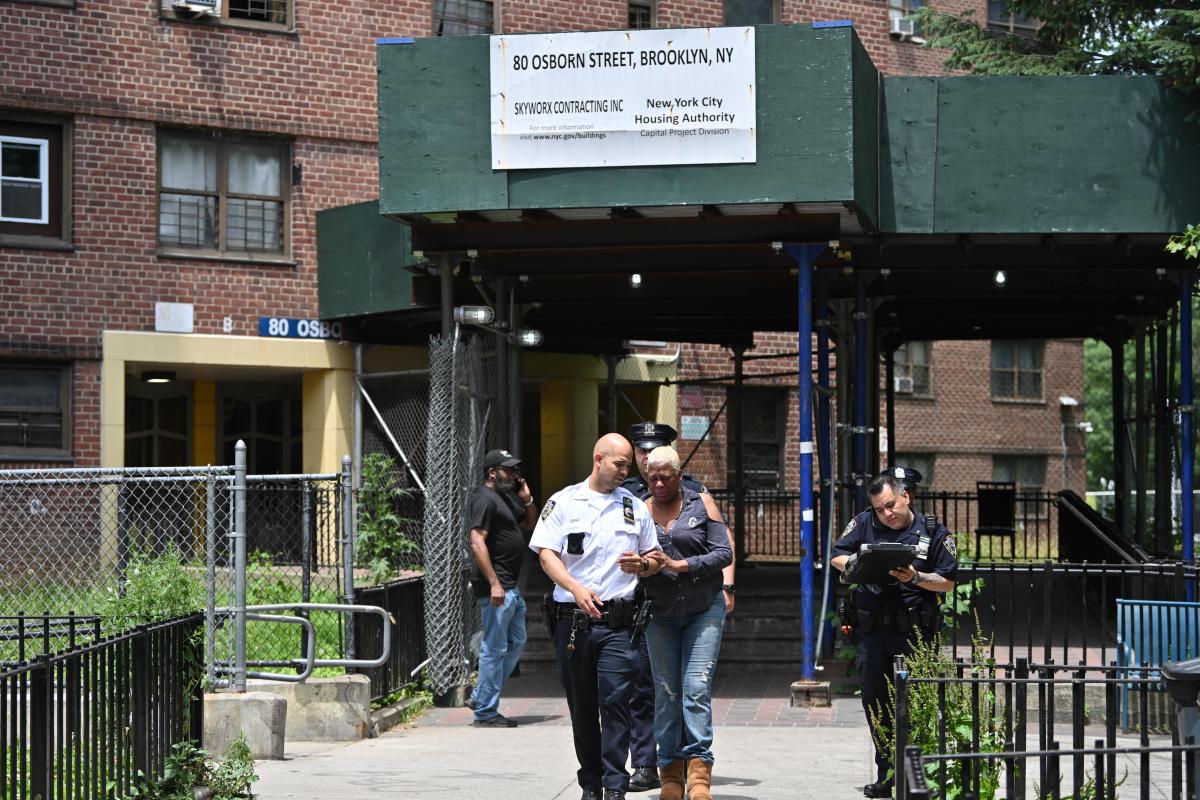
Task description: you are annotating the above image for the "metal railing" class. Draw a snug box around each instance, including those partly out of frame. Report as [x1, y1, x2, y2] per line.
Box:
[896, 658, 1199, 800]
[707, 488, 1063, 562]
[943, 561, 1200, 666]
[353, 576, 426, 702]
[0, 614, 204, 800]
[0, 614, 102, 668]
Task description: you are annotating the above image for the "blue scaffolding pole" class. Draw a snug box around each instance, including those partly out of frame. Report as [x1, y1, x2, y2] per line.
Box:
[786, 243, 825, 682]
[1182, 271, 1195, 589]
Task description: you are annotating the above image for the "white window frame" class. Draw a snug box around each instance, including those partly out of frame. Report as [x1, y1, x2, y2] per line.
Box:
[0, 135, 50, 225]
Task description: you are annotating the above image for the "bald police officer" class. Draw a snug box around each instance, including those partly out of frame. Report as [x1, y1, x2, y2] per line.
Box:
[831, 467, 958, 799]
[531, 433, 664, 800]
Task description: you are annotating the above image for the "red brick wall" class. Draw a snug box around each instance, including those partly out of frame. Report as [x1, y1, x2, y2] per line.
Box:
[0, 0, 425, 464]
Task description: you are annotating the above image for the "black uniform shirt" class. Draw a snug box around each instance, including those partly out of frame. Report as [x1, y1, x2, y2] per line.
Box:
[831, 506, 958, 613]
[468, 486, 529, 597]
[622, 473, 706, 501]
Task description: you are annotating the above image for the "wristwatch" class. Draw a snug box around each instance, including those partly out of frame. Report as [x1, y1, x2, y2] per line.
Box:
[523, 499, 535, 507]
[722, 583, 736, 594]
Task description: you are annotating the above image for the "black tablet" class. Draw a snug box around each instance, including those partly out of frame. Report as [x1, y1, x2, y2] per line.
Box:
[851, 543, 917, 584]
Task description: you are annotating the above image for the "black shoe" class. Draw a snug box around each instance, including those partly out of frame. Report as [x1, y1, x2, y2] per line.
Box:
[580, 789, 602, 800]
[472, 713, 517, 728]
[627, 766, 660, 792]
[464, 694, 476, 710]
[602, 790, 625, 800]
[863, 781, 893, 798]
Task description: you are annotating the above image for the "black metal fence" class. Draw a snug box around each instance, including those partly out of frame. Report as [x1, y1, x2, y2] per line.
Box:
[353, 576, 426, 702]
[707, 488, 1062, 562]
[0, 615, 102, 669]
[1, 613, 204, 800]
[943, 561, 1200, 666]
[896, 659, 1199, 800]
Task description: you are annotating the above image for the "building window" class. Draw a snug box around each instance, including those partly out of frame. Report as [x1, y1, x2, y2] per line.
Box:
[0, 364, 71, 459]
[894, 453, 935, 495]
[629, 0, 653, 29]
[160, 0, 292, 30]
[993, 454, 1047, 516]
[730, 387, 785, 490]
[0, 118, 68, 246]
[889, 0, 923, 33]
[991, 341, 1043, 401]
[434, 0, 494, 36]
[158, 130, 289, 257]
[894, 341, 932, 396]
[723, 0, 777, 25]
[987, 0, 1038, 35]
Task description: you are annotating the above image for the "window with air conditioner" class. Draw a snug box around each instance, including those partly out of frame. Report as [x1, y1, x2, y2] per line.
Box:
[894, 341, 932, 396]
[888, 0, 923, 37]
[157, 129, 290, 259]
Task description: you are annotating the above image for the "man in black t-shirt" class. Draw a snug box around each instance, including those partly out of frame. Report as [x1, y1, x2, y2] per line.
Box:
[467, 448, 538, 727]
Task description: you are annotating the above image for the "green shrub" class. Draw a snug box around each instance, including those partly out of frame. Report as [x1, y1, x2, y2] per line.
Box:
[355, 452, 420, 584]
[102, 544, 206, 633]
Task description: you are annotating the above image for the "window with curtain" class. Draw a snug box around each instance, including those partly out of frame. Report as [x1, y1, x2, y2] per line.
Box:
[158, 130, 288, 256]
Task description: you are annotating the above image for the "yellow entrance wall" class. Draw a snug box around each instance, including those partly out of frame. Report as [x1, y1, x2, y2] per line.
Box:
[101, 331, 354, 472]
[525, 352, 677, 491]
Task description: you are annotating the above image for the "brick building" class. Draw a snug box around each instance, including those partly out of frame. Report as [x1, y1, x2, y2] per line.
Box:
[0, 0, 1083, 524]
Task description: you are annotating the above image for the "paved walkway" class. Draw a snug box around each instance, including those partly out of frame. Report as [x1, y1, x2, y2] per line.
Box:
[253, 665, 879, 800]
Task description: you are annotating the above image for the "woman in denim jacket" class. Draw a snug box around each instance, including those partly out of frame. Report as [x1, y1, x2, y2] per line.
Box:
[640, 446, 733, 800]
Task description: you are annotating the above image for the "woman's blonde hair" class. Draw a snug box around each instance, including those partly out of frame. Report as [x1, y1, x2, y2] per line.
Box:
[645, 445, 682, 473]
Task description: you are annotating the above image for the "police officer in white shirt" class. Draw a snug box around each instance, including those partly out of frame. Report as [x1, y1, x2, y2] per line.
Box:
[530, 433, 664, 800]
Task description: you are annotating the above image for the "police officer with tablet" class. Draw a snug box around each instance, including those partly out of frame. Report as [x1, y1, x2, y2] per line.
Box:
[831, 467, 959, 799]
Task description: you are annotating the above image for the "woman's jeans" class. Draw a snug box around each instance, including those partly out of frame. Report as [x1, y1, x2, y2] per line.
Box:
[472, 588, 527, 720]
[645, 592, 726, 766]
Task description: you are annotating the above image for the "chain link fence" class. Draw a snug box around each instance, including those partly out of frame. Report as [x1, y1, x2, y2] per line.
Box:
[0, 465, 350, 680]
[420, 329, 509, 699]
[359, 369, 429, 557]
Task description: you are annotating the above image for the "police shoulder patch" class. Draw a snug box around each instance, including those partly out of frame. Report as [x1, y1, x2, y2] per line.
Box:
[944, 534, 957, 559]
[622, 496, 636, 524]
[540, 499, 556, 521]
[838, 517, 857, 540]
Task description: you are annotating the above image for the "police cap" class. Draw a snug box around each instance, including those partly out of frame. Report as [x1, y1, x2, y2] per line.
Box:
[627, 421, 678, 450]
[878, 465, 923, 489]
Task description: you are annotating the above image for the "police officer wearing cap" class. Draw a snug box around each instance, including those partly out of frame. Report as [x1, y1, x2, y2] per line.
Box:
[530, 433, 664, 800]
[620, 422, 737, 792]
[831, 467, 958, 799]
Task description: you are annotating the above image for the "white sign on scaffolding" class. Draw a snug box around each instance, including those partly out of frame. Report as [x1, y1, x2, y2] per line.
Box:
[489, 26, 756, 170]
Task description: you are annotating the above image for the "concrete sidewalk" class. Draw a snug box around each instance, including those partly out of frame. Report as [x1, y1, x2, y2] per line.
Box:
[253, 665, 879, 800]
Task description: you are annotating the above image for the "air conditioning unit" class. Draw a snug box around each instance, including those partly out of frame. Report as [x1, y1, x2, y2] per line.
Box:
[172, 0, 220, 17]
[894, 376, 914, 393]
[890, 17, 916, 39]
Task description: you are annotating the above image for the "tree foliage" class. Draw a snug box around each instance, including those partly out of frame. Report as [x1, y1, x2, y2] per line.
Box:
[912, 2, 1200, 91]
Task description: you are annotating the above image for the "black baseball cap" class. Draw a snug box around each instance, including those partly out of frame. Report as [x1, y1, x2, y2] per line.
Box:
[627, 421, 678, 450]
[482, 449, 521, 471]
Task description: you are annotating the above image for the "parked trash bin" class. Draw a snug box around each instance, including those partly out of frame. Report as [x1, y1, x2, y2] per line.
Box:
[1161, 656, 1200, 794]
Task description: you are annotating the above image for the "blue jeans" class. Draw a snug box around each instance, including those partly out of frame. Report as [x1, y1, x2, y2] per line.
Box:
[472, 589, 527, 720]
[645, 591, 726, 766]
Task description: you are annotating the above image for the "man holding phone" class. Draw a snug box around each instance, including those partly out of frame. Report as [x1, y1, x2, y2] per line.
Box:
[467, 448, 538, 727]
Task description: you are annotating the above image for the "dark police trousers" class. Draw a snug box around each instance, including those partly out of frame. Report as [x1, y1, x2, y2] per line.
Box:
[857, 619, 937, 784]
[555, 611, 641, 791]
[628, 634, 656, 768]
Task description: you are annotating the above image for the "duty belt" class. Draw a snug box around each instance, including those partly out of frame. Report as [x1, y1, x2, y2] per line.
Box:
[554, 598, 636, 628]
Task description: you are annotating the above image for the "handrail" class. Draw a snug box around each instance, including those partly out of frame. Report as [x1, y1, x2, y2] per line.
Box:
[213, 603, 393, 685]
[1054, 491, 1142, 564]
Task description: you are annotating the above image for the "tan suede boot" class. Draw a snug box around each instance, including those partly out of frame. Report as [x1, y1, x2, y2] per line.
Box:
[658, 760, 686, 800]
[686, 759, 713, 800]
